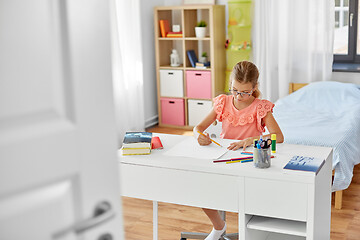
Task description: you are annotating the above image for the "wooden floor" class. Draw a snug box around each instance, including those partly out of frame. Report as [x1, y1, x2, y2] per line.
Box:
[122, 126, 360, 240]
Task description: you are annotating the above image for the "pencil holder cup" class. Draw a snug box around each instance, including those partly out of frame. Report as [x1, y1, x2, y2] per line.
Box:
[253, 147, 271, 168]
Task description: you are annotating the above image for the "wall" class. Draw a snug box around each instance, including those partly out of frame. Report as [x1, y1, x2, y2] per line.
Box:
[141, 0, 164, 128]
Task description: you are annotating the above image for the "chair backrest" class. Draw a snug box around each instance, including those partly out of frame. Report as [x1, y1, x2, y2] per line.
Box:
[204, 120, 222, 139]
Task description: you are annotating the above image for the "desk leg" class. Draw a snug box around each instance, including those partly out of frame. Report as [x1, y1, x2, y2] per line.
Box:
[153, 201, 158, 240]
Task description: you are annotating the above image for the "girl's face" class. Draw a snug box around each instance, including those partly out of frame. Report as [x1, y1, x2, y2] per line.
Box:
[230, 81, 256, 102]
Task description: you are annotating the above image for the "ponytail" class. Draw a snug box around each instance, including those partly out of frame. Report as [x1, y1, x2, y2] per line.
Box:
[252, 88, 261, 98]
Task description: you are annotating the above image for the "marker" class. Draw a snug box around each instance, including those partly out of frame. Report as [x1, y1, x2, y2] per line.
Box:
[197, 131, 222, 147]
[241, 152, 253, 155]
[271, 134, 276, 153]
[241, 159, 253, 163]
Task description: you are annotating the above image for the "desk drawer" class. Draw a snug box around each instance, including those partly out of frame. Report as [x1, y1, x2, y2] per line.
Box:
[245, 178, 308, 221]
[121, 164, 240, 212]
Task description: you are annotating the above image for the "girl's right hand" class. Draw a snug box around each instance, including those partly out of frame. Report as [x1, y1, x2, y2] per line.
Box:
[198, 132, 212, 146]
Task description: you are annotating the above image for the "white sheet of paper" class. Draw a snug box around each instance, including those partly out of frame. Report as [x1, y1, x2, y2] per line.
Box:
[163, 137, 229, 159]
[217, 148, 250, 160]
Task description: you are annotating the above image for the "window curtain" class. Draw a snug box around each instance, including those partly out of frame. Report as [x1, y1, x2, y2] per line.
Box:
[253, 0, 335, 102]
[110, 0, 145, 143]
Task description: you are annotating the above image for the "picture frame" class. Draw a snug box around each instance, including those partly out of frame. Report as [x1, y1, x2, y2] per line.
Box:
[183, 0, 215, 5]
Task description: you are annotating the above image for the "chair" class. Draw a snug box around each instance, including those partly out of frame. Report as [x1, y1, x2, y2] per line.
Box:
[204, 119, 222, 139]
[180, 121, 238, 240]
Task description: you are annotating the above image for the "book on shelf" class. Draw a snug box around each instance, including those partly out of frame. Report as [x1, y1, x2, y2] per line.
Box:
[283, 155, 325, 175]
[167, 31, 183, 37]
[195, 62, 207, 69]
[167, 34, 183, 38]
[186, 50, 198, 68]
[159, 20, 170, 37]
[195, 62, 211, 69]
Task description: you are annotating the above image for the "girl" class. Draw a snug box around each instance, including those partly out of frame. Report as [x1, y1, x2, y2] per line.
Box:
[193, 61, 284, 240]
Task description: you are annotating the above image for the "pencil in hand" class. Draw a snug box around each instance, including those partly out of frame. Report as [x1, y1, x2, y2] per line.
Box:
[197, 131, 223, 147]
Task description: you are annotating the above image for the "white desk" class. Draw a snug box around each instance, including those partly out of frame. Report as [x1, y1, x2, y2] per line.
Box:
[119, 133, 332, 240]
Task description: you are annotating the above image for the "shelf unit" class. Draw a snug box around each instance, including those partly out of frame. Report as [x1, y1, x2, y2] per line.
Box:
[154, 5, 226, 129]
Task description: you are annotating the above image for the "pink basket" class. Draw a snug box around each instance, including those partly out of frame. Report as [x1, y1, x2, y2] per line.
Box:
[186, 71, 212, 99]
[160, 98, 185, 126]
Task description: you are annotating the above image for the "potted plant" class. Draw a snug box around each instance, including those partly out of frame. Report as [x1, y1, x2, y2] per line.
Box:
[195, 20, 207, 38]
[199, 52, 208, 63]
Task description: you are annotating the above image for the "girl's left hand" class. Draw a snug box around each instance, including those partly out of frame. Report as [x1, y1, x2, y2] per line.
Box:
[228, 138, 253, 151]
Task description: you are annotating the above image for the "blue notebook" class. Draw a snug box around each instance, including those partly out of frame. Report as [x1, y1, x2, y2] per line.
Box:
[187, 50, 198, 68]
[283, 155, 325, 175]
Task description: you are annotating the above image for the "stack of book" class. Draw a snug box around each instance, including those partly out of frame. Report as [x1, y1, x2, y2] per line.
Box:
[167, 31, 183, 38]
[195, 62, 210, 69]
[121, 132, 152, 155]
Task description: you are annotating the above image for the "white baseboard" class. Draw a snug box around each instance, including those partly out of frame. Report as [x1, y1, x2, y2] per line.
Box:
[145, 115, 158, 128]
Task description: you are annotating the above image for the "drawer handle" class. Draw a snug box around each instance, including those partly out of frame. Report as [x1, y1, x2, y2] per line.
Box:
[197, 102, 204, 105]
[195, 73, 202, 76]
[169, 101, 175, 104]
[168, 72, 174, 75]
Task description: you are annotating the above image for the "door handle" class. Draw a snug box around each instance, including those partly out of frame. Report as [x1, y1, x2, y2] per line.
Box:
[53, 201, 115, 238]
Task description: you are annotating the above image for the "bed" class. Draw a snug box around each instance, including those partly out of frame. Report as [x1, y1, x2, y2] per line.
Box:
[273, 81, 360, 209]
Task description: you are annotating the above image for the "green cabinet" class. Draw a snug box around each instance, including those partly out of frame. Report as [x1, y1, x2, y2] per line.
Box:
[225, 0, 253, 92]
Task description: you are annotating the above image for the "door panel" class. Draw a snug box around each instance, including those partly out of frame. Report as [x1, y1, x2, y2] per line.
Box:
[0, 0, 79, 199]
[0, 181, 76, 240]
[0, 0, 123, 239]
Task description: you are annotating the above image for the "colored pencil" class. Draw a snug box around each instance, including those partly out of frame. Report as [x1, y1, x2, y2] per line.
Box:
[213, 156, 253, 163]
[241, 159, 253, 163]
[226, 159, 253, 164]
[197, 131, 222, 147]
[241, 152, 253, 155]
[213, 155, 275, 163]
[230, 157, 254, 161]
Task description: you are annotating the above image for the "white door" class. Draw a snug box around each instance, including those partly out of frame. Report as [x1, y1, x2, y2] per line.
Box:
[0, 0, 124, 239]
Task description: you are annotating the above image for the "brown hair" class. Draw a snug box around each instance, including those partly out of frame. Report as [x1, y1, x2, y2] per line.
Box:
[229, 61, 261, 98]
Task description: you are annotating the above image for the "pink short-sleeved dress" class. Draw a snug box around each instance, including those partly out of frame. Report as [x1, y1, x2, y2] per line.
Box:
[213, 94, 274, 140]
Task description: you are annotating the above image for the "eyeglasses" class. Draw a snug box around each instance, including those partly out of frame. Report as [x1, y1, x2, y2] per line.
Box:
[229, 88, 254, 98]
